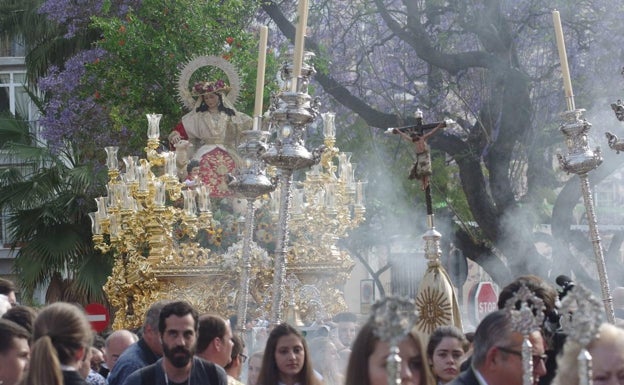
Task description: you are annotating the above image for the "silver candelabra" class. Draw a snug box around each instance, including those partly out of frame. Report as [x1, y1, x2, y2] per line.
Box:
[228, 121, 276, 330]
[261, 53, 324, 324]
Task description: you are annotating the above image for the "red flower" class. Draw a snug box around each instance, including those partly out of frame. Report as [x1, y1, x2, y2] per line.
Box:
[94, 91, 101, 99]
[225, 37, 234, 45]
[118, 39, 125, 46]
[119, 25, 126, 33]
[222, 53, 231, 60]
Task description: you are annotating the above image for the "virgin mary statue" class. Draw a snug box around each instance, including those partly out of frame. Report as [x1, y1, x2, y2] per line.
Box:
[169, 79, 252, 197]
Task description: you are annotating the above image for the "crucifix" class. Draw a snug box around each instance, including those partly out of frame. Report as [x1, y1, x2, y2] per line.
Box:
[390, 109, 448, 215]
[388, 109, 464, 335]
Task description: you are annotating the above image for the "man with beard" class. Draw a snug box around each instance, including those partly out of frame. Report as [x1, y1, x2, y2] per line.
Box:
[123, 301, 227, 385]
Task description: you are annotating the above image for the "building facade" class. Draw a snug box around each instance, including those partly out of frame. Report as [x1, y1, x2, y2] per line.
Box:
[0, 34, 31, 290]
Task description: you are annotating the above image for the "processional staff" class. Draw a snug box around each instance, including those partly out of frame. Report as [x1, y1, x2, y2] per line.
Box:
[552, 9, 615, 323]
[386, 110, 463, 335]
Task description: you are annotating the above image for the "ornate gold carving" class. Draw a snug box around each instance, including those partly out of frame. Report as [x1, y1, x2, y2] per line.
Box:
[95, 116, 364, 330]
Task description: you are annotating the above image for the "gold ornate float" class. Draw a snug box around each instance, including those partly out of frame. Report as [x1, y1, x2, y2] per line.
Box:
[90, 114, 365, 329]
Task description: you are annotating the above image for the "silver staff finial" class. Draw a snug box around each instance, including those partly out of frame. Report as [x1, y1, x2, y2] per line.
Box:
[560, 282, 605, 346]
[503, 284, 545, 334]
[371, 296, 419, 385]
[503, 284, 545, 385]
[371, 296, 419, 345]
[559, 283, 604, 385]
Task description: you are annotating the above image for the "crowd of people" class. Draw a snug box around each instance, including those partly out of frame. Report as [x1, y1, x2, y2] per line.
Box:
[1, 275, 623, 385]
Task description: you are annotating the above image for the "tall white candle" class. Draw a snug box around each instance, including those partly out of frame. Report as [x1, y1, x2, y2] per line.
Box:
[552, 10, 575, 110]
[254, 26, 269, 119]
[291, 0, 309, 92]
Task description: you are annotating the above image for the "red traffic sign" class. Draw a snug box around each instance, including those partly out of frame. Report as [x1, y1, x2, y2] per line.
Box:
[85, 303, 110, 333]
[474, 282, 498, 322]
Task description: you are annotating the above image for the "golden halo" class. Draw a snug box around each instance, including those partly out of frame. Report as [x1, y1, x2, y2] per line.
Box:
[177, 55, 241, 110]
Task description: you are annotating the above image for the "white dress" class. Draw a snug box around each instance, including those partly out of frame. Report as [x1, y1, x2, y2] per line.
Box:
[179, 109, 252, 197]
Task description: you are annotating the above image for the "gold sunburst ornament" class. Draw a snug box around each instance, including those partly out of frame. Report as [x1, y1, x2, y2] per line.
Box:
[177, 55, 241, 110]
[415, 286, 453, 334]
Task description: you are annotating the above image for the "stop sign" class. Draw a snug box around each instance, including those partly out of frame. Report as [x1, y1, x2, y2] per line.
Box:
[474, 282, 498, 322]
[85, 303, 110, 333]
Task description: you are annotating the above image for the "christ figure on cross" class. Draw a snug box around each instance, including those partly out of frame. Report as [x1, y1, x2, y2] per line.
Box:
[393, 122, 445, 190]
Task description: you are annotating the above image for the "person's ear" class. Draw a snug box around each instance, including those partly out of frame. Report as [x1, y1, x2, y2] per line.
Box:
[147, 324, 160, 339]
[486, 346, 500, 367]
[76, 345, 87, 362]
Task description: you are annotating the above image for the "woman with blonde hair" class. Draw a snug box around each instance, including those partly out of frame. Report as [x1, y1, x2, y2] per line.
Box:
[21, 302, 93, 385]
[308, 337, 343, 385]
[553, 322, 624, 385]
[246, 350, 264, 385]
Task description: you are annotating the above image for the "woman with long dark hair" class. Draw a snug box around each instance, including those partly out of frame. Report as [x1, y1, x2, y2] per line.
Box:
[345, 320, 435, 385]
[256, 323, 320, 385]
[426, 326, 467, 385]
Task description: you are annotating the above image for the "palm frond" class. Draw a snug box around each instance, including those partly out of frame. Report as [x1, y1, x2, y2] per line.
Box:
[0, 179, 38, 209]
[26, 24, 102, 84]
[67, 253, 113, 302]
[0, 0, 41, 36]
[0, 166, 67, 209]
[12, 222, 89, 283]
[0, 112, 33, 145]
[13, 222, 108, 301]
[1, 142, 56, 167]
[67, 164, 107, 195]
[0, 167, 25, 187]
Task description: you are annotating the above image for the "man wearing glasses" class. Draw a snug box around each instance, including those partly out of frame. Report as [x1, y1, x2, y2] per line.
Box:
[224, 334, 247, 385]
[449, 310, 547, 385]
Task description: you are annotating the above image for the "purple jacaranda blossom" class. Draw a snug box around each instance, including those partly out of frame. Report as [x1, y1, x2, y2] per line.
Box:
[38, 0, 104, 38]
[38, 48, 107, 94]
[37, 48, 130, 157]
[39, 0, 143, 38]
